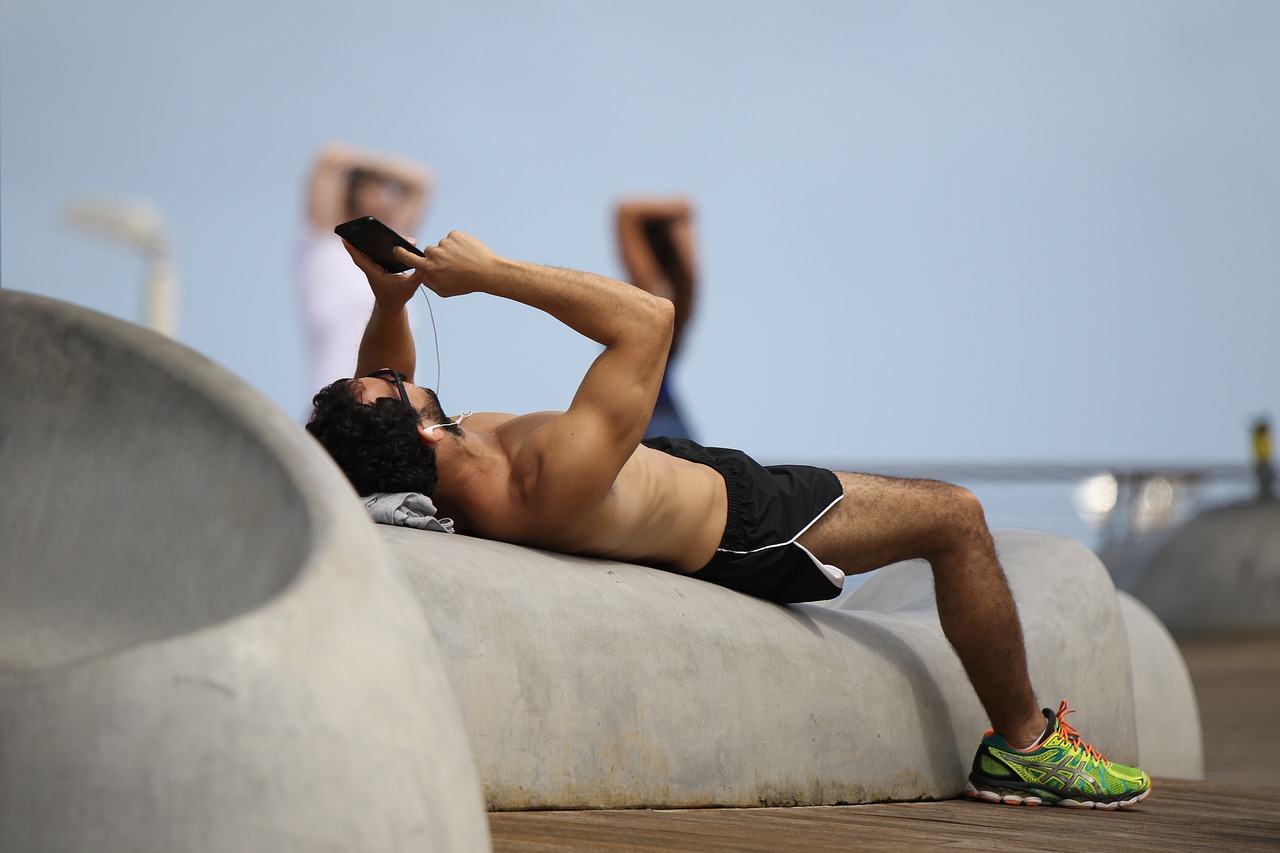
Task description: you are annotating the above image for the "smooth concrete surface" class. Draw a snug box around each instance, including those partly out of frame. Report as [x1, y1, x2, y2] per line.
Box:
[1118, 594, 1205, 780]
[1101, 500, 1280, 635]
[1, 291, 490, 852]
[385, 526, 1203, 810]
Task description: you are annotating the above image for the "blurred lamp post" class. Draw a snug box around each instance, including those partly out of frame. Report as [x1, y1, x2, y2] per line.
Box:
[63, 198, 178, 338]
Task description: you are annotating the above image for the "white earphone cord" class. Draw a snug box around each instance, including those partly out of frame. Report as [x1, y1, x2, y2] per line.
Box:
[418, 284, 470, 431]
[418, 284, 442, 395]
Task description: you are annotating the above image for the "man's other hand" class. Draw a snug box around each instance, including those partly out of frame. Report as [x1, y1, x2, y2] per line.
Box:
[396, 231, 502, 299]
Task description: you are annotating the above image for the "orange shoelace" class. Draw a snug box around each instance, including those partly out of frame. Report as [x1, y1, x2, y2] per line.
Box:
[1055, 700, 1107, 763]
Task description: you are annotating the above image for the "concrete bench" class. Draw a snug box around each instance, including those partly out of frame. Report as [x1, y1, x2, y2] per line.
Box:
[385, 525, 1203, 810]
[0, 291, 489, 851]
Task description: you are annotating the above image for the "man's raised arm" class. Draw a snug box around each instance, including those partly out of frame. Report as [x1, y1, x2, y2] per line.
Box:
[344, 241, 420, 381]
[397, 233, 673, 488]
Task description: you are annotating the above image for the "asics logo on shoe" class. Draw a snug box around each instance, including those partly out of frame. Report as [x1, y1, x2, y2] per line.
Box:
[990, 747, 1104, 793]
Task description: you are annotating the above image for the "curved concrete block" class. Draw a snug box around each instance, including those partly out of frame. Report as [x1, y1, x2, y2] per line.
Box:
[0, 291, 489, 851]
[1118, 593, 1204, 779]
[1102, 500, 1280, 634]
[386, 526, 1202, 809]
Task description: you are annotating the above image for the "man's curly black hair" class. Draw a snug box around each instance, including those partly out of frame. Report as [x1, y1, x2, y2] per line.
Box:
[305, 378, 440, 496]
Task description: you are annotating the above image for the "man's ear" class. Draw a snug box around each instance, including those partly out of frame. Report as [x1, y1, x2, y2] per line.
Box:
[417, 423, 449, 447]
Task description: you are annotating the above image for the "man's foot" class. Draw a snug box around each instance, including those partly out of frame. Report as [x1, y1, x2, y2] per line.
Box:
[965, 700, 1152, 810]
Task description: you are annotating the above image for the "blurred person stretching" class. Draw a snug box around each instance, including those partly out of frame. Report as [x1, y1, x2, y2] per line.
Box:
[615, 196, 698, 440]
[297, 143, 432, 395]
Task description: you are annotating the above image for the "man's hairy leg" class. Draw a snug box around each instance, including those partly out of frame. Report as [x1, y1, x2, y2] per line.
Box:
[798, 473, 1045, 746]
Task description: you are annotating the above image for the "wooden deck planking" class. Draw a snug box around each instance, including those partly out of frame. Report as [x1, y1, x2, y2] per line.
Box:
[489, 630, 1280, 852]
[1178, 629, 1280, 788]
[489, 780, 1280, 852]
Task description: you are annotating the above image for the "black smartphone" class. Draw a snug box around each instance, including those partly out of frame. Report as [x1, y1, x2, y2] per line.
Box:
[334, 216, 424, 273]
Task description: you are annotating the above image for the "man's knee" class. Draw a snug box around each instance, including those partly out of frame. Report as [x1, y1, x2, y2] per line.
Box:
[948, 483, 988, 526]
[928, 482, 995, 557]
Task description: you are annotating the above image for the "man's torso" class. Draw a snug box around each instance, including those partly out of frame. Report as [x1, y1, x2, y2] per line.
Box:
[435, 411, 727, 573]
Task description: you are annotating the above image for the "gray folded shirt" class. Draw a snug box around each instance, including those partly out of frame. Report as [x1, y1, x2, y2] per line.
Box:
[362, 492, 455, 534]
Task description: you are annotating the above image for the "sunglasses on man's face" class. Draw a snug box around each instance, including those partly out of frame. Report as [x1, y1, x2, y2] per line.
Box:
[361, 368, 413, 412]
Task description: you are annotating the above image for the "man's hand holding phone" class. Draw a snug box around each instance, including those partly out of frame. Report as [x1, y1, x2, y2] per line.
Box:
[336, 216, 425, 308]
[334, 215, 424, 273]
[337, 215, 505, 302]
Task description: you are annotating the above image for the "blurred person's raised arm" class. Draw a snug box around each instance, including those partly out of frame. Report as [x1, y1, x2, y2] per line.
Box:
[615, 196, 697, 354]
[305, 143, 433, 233]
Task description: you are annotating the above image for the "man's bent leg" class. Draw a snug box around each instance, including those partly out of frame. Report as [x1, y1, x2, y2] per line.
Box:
[797, 472, 1045, 746]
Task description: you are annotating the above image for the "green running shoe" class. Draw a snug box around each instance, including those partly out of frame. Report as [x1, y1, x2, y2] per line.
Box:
[965, 700, 1152, 810]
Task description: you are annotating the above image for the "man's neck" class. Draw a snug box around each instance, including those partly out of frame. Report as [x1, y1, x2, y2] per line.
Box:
[429, 428, 503, 535]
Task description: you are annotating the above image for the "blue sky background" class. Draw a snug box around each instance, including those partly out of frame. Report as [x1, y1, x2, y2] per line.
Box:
[3, 1, 1277, 477]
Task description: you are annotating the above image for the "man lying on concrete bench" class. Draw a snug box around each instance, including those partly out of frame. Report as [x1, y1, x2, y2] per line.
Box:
[305, 231, 1151, 811]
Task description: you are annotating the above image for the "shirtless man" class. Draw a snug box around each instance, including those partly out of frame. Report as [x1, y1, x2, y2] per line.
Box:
[305, 231, 1151, 811]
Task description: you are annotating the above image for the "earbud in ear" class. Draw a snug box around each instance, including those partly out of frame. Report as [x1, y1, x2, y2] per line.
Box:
[422, 413, 470, 437]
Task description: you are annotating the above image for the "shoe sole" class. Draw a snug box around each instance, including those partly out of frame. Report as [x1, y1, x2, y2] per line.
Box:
[965, 780, 1151, 810]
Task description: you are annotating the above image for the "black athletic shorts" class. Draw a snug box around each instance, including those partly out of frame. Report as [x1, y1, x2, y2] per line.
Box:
[641, 437, 845, 604]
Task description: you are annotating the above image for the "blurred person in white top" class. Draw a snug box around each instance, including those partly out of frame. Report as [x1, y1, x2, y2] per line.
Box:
[297, 143, 432, 396]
